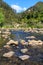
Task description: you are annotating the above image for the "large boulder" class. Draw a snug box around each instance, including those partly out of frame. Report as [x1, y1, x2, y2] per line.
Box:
[6, 40, 18, 45]
[3, 51, 14, 58]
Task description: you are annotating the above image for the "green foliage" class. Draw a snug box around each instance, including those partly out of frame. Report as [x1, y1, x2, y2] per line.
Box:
[0, 0, 43, 28]
[0, 12, 5, 27]
[18, 2, 43, 28]
[0, 0, 17, 27]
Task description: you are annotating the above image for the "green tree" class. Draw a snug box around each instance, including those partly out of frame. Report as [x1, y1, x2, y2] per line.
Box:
[0, 12, 5, 27]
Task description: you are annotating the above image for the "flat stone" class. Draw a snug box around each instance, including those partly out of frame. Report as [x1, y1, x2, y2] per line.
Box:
[19, 55, 30, 60]
[21, 48, 28, 53]
[3, 51, 14, 58]
[7, 40, 18, 45]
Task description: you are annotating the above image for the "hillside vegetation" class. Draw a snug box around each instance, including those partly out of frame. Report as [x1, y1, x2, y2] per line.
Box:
[18, 2, 43, 28]
[0, 0, 43, 28]
[0, 0, 18, 28]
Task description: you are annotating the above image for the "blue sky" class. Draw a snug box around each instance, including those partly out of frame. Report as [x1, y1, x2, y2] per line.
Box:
[3, 0, 43, 12]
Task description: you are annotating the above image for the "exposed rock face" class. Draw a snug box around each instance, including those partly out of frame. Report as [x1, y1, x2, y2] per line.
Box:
[19, 55, 30, 60]
[28, 40, 43, 46]
[6, 40, 18, 45]
[3, 51, 14, 58]
[21, 48, 28, 53]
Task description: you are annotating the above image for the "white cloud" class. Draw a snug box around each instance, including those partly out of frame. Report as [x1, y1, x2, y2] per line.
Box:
[11, 5, 26, 12]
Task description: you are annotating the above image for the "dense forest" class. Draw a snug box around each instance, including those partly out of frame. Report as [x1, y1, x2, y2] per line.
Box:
[0, 0, 43, 28]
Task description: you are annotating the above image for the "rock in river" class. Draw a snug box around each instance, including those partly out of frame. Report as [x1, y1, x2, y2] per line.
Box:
[21, 48, 28, 53]
[19, 55, 30, 60]
[20, 40, 28, 45]
[7, 40, 18, 45]
[3, 45, 11, 49]
[28, 40, 43, 46]
[3, 51, 14, 58]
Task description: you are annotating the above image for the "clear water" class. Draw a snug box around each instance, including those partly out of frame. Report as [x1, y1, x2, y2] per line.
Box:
[0, 30, 43, 65]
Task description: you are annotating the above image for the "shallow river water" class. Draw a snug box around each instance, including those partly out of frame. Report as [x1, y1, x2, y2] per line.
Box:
[0, 30, 43, 65]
